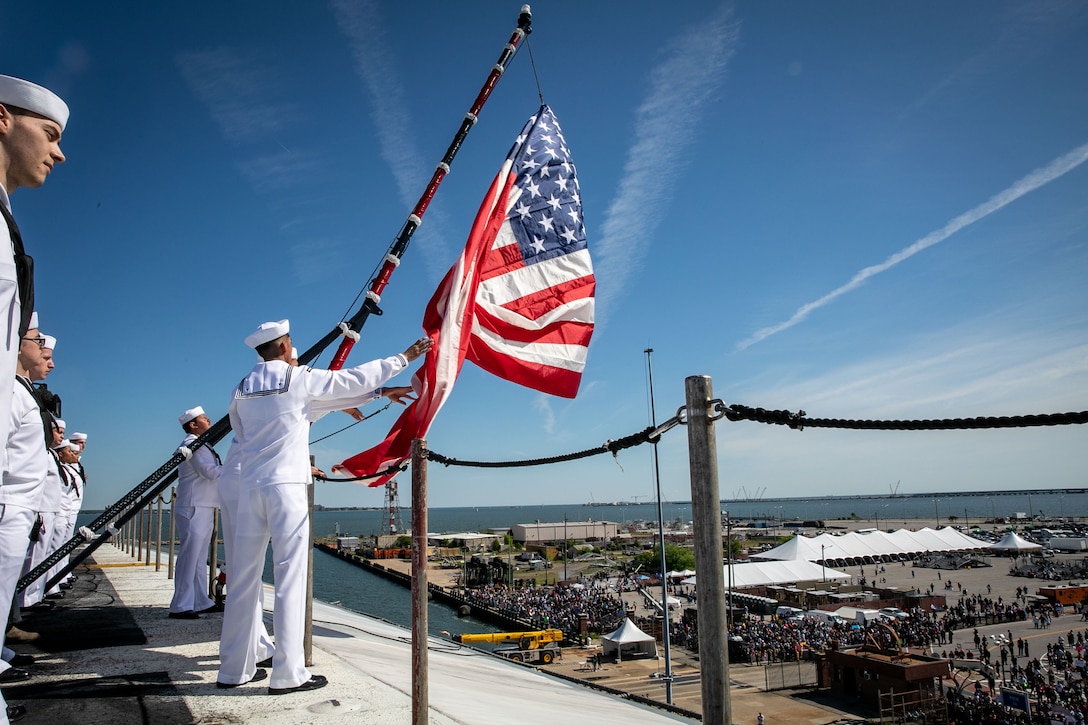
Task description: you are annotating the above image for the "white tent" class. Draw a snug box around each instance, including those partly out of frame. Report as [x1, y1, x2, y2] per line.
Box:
[601, 618, 657, 661]
[682, 559, 851, 589]
[754, 528, 989, 563]
[751, 535, 825, 561]
[988, 532, 1042, 553]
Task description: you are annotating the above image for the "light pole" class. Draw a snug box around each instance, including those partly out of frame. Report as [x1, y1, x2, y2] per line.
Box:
[726, 511, 733, 621]
[934, 498, 940, 528]
[645, 348, 674, 704]
[563, 514, 568, 582]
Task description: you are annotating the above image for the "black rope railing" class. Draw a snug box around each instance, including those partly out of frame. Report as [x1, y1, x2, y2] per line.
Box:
[321, 403, 1088, 476]
[717, 403, 1088, 432]
[427, 425, 659, 469]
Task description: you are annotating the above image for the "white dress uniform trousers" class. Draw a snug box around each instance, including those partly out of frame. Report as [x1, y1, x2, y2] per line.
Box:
[19, 451, 63, 607]
[48, 462, 83, 590]
[217, 439, 274, 664]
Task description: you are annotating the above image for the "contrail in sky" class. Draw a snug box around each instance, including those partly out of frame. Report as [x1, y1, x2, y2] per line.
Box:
[594, 7, 739, 318]
[330, 0, 453, 278]
[736, 141, 1088, 351]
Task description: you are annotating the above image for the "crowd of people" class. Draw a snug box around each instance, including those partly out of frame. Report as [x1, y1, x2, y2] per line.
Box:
[1010, 557, 1088, 581]
[944, 624, 1088, 724]
[717, 592, 1088, 723]
[461, 580, 629, 638]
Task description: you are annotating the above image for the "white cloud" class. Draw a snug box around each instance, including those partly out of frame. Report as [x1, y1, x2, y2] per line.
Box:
[236, 151, 322, 194]
[533, 394, 557, 435]
[593, 7, 739, 319]
[176, 47, 294, 143]
[329, 0, 455, 278]
[728, 317, 1088, 429]
[290, 237, 346, 286]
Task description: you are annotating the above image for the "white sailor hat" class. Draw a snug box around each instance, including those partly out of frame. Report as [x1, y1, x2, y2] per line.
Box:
[29, 311, 38, 330]
[53, 439, 78, 451]
[42, 334, 56, 350]
[0, 75, 69, 131]
[245, 319, 289, 349]
[178, 406, 205, 426]
[54, 418, 66, 429]
[69, 432, 87, 441]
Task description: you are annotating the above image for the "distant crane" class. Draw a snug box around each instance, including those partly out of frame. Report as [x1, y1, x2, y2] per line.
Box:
[889, 480, 902, 497]
[733, 486, 766, 502]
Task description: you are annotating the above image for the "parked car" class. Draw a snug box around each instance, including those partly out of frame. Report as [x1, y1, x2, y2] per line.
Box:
[878, 607, 909, 621]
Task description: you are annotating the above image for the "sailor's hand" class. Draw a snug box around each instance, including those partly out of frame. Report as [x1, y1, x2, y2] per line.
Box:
[383, 386, 416, 406]
[341, 407, 364, 421]
[176, 446, 193, 461]
[403, 336, 433, 362]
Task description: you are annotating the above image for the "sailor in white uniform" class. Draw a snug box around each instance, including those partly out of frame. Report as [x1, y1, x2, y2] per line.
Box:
[0, 77, 68, 495]
[216, 319, 429, 693]
[48, 421, 83, 594]
[19, 334, 59, 608]
[169, 406, 222, 618]
[1, 315, 52, 723]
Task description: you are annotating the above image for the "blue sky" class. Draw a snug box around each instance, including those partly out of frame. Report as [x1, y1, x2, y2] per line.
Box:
[4, 1, 1086, 511]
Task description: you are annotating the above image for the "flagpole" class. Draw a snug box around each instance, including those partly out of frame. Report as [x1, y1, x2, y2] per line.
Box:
[305, 4, 534, 371]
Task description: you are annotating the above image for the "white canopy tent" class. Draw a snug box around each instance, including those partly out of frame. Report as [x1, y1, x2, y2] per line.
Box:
[988, 532, 1042, 553]
[601, 618, 657, 661]
[754, 528, 989, 563]
[682, 559, 851, 589]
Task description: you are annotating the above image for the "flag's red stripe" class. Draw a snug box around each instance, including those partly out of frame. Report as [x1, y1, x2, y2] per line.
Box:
[474, 306, 595, 347]
[468, 344, 583, 398]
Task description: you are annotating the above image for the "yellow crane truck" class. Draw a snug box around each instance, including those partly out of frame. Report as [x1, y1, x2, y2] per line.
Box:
[452, 629, 564, 665]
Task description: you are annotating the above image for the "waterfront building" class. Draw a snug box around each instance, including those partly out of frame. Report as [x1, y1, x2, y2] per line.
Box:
[512, 520, 618, 544]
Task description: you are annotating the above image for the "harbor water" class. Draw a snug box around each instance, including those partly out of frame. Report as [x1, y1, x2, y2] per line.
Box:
[80, 489, 1086, 640]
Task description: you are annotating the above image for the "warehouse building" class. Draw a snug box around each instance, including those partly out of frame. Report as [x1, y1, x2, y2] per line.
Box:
[512, 520, 618, 544]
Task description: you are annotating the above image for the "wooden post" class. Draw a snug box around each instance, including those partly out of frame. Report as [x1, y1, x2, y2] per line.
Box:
[685, 375, 730, 724]
[411, 439, 429, 725]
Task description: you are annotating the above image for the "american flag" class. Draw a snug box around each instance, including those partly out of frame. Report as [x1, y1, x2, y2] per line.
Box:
[335, 105, 595, 485]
